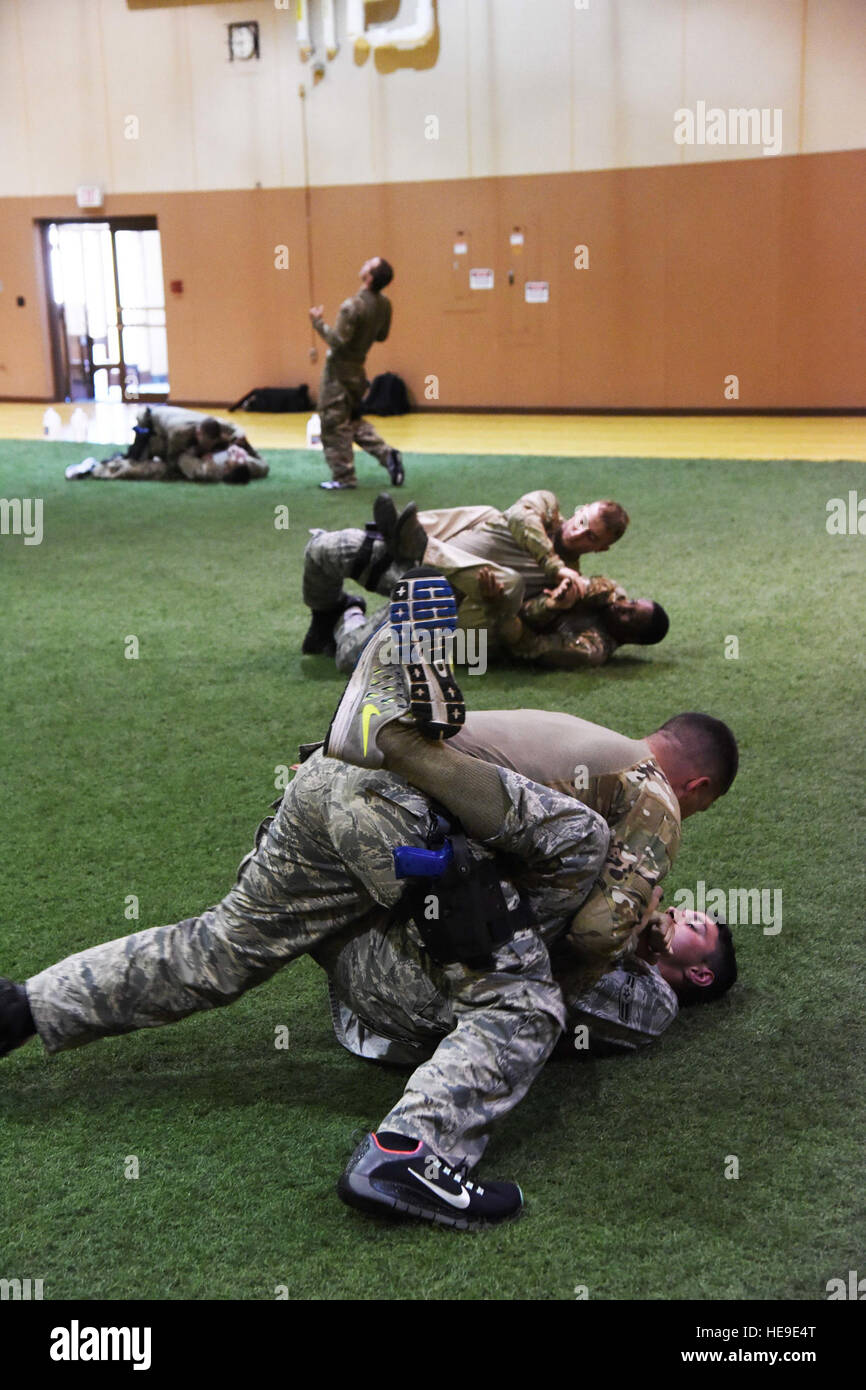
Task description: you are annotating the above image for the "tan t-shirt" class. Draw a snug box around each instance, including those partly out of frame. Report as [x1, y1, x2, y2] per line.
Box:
[452, 709, 650, 795]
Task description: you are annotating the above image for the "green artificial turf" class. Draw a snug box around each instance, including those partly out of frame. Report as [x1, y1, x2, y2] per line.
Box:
[1, 438, 863, 1301]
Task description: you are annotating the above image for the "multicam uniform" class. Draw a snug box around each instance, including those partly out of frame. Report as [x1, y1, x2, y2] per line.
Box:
[90, 406, 268, 483]
[483, 575, 627, 669]
[313, 288, 394, 485]
[25, 751, 609, 1167]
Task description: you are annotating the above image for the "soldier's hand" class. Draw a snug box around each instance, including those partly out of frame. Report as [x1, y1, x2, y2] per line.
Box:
[309, 305, 325, 323]
[545, 567, 585, 607]
[642, 912, 675, 960]
[478, 566, 506, 604]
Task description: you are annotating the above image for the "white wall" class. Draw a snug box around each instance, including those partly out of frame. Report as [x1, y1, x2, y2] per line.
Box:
[1, 0, 865, 197]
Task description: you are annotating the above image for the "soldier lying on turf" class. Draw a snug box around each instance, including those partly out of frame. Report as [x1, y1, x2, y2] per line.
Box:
[0, 571, 736, 1229]
[301, 489, 631, 668]
[65, 405, 268, 484]
[474, 564, 669, 669]
[322, 894, 735, 1068]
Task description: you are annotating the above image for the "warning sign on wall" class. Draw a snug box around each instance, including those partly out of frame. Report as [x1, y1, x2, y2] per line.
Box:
[524, 281, 549, 303]
[469, 268, 495, 290]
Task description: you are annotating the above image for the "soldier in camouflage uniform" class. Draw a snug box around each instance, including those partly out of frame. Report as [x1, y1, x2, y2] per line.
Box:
[324, 900, 733, 1089]
[66, 405, 267, 483]
[300, 491, 629, 670]
[13, 750, 608, 1168]
[476, 566, 670, 669]
[310, 257, 402, 491]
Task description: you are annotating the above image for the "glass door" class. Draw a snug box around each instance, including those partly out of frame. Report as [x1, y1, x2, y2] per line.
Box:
[43, 219, 170, 403]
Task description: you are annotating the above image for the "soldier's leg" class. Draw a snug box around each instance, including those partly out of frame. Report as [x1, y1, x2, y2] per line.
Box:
[376, 929, 565, 1168]
[334, 602, 390, 674]
[320, 394, 357, 486]
[88, 457, 172, 481]
[302, 529, 398, 612]
[351, 415, 390, 466]
[23, 757, 440, 1055]
[422, 535, 527, 619]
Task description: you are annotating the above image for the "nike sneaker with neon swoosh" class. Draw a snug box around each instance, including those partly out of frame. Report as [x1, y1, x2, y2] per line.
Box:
[337, 1132, 523, 1230]
[323, 624, 410, 769]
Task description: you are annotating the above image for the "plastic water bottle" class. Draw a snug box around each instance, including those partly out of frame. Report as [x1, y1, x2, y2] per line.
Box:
[42, 407, 61, 438]
[70, 407, 88, 442]
[306, 412, 322, 449]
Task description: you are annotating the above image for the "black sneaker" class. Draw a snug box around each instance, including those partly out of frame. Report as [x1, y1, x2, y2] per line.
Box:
[384, 449, 404, 487]
[302, 593, 367, 656]
[390, 567, 465, 739]
[0, 979, 36, 1058]
[337, 1132, 523, 1230]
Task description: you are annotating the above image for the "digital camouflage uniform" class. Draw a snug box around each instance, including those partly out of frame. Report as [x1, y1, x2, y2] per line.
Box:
[326, 934, 679, 1075]
[89, 405, 268, 483]
[25, 752, 609, 1167]
[313, 288, 394, 485]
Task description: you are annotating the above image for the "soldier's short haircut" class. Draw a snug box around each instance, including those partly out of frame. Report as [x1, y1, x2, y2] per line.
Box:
[199, 417, 223, 442]
[632, 601, 669, 646]
[677, 915, 737, 1006]
[596, 500, 629, 540]
[370, 258, 394, 292]
[656, 711, 739, 797]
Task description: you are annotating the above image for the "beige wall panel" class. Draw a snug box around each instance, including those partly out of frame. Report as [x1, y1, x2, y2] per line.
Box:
[14, 0, 113, 194]
[570, 0, 685, 173]
[99, 0, 197, 194]
[1, 156, 864, 408]
[0, 8, 34, 195]
[682, 0, 802, 162]
[802, 0, 866, 153]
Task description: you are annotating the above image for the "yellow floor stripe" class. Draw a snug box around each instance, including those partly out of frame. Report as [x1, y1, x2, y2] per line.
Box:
[2, 400, 864, 461]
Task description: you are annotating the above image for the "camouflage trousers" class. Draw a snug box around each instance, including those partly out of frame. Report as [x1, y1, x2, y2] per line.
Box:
[90, 456, 177, 481]
[90, 446, 267, 484]
[26, 753, 608, 1166]
[319, 377, 391, 484]
[302, 527, 402, 672]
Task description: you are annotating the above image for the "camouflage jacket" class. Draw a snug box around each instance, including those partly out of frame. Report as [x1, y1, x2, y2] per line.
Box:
[314, 287, 391, 383]
[561, 759, 682, 974]
[494, 575, 627, 667]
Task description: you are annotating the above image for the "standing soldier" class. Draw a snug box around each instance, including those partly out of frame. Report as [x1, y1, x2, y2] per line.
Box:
[310, 256, 404, 491]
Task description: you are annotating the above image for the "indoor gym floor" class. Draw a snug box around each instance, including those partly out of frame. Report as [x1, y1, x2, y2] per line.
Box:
[1, 405, 863, 1300]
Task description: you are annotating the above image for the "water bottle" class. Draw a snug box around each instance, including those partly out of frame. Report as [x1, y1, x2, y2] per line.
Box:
[70, 408, 88, 442]
[42, 407, 61, 438]
[306, 412, 322, 449]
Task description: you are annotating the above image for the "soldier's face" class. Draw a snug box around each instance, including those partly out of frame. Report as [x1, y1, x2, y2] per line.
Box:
[561, 504, 615, 554]
[663, 909, 719, 968]
[608, 597, 654, 635]
[360, 257, 380, 284]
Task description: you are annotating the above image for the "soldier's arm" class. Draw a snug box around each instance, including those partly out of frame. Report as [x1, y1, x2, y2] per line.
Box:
[558, 783, 679, 976]
[561, 963, 679, 1052]
[503, 490, 565, 585]
[313, 297, 361, 351]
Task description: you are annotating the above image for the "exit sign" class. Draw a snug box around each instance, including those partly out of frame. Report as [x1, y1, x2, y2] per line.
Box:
[76, 185, 104, 209]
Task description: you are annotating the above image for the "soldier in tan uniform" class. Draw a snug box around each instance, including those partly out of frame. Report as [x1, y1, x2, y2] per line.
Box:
[65, 405, 268, 484]
[310, 256, 404, 491]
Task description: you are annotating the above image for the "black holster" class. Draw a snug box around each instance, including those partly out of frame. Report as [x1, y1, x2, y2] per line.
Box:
[397, 813, 529, 968]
